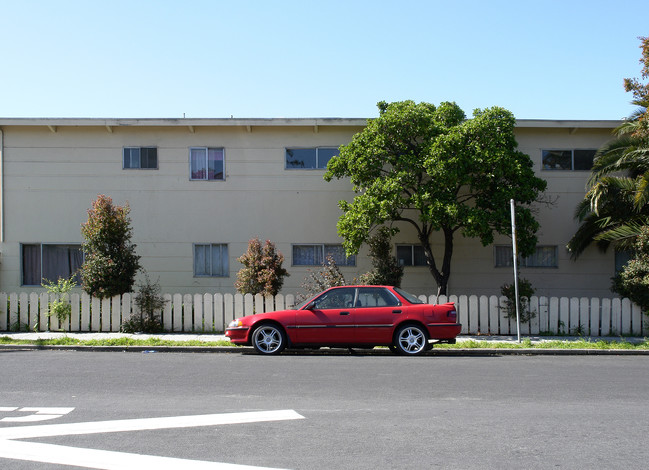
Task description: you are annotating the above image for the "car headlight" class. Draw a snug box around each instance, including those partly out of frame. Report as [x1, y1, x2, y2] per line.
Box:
[228, 319, 243, 328]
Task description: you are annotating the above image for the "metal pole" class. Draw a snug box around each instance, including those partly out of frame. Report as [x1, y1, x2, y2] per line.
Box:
[510, 199, 521, 343]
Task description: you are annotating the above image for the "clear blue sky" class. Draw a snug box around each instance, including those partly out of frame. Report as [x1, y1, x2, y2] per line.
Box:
[1, 0, 647, 120]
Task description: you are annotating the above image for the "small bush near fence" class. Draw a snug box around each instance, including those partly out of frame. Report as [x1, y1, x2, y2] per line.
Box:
[0, 292, 647, 337]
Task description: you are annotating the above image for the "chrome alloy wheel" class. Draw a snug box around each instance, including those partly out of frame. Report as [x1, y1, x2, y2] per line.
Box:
[395, 325, 428, 355]
[252, 324, 286, 355]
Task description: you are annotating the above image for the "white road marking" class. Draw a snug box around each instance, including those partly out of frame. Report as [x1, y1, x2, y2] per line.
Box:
[0, 440, 287, 470]
[0, 406, 75, 423]
[0, 409, 304, 439]
[0, 409, 305, 469]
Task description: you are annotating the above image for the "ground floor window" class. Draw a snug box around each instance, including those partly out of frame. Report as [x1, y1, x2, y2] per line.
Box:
[495, 245, 558, 268]
[194, 244, 229, 277]
[21, 243, 83, 286]
[292, 244, 355, 266]
[396, 245, 427, 266]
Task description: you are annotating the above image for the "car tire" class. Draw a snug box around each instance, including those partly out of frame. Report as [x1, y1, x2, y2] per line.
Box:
[251, 323, 287, 355]
[393, 324, 428, 356]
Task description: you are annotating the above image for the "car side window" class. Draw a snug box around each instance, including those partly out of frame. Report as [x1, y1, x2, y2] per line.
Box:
[355, 288, 400, 308]
[313, 288, 356, 309]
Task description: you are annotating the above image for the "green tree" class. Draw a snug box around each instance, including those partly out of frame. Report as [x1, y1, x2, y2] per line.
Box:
[235, 238, 289, 296]
[568, 37, 649, 257]
[324, 100, 546, 295]
[80, 194, 141, 298]
[357, 227, 404, 287]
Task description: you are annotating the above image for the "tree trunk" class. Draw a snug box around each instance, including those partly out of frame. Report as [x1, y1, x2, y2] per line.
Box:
[420, 227, 454, 297]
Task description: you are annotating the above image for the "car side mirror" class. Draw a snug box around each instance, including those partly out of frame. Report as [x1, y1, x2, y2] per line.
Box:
[305, 301, 316, 310]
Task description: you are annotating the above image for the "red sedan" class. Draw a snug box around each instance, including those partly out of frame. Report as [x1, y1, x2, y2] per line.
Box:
[225, 286, 461, 355]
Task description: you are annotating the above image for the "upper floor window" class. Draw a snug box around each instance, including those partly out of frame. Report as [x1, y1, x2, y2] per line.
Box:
[396, 244, 427, 266]
[292, 244, 356, 266]
[285, 147, 339, 169]
[193, 243, 229, 277]
[21, 243, 83, 286]
[542, 149, 596, 171]
[495, 245, 558, 268]
[123, 147, 158, 169]
[190, 148, 225, 180]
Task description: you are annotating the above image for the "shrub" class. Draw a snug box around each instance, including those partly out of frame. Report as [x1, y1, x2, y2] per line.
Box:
[612, 226, 649, 314]
[296, 255, 347, 304]
[500, 278, 536, 323]
[80, 195, 140, 298]
[42, 275, 77, 324]
[121, 273, 166, 333]
[357, 227, 404, 286]
[235, 238, 289, 296]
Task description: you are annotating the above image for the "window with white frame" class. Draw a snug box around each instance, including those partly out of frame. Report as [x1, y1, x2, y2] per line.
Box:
[396, 244, 427, 267]
[194, 244, 229, 277]
[123, 147, 158, 169]
[495, 245, 558, 268]
[190, 148, 225, 180]
[542, 149, 596, 171]
[292, 244, 356, 266]
[21, 243, 83, 286]
[285, 147, 339, 169]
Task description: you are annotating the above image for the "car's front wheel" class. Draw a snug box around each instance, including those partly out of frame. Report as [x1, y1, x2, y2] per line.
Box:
[251, 323, 287, 355]
[393, 324, 428, 356]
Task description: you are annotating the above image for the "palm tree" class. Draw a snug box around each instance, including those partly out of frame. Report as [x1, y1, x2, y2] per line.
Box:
[567, 102, 649, 259]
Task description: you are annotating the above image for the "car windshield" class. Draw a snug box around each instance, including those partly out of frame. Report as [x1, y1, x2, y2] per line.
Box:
[394, 287, 425, 304]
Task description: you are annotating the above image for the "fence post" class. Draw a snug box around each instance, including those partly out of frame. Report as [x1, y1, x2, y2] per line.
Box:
[224, 293, 234, 327]
[589, 298, 600, 337]
[254, 293, 264, 313]
[0, 293, 7, 331]
[193, 294, 204, 332]
[161, 294, 172, 331]
[611, 298, 622, 336]
[479, 296, 489, 335]
[529, 296, 540, 335]
[183, 294, 193, 332]
[19, 293, 29, 331]
[214, 294, 224, 332]
[468, 295, 479, 334]
[631, 302, 642, 336]
[203, 293, 214, 333]
[111, 295, 121, 332]
[38, 293, 48, 332]
[29, 293, 39, 332]
[70, 293, 80, 332]
[172, 294, 183, 332]
[621, 298, 632, 336]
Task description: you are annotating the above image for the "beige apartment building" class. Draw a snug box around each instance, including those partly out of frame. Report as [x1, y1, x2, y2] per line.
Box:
[0, 117, 622, 298]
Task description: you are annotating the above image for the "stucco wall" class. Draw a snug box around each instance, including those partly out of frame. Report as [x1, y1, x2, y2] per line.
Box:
[0, 119, 622, 298]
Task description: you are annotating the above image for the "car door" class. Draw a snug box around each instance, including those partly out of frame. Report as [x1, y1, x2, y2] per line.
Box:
[294, 287, 356, 345]
[353, 287, 403, 344]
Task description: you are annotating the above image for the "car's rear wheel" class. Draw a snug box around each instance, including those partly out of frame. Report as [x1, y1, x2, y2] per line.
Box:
[393, 324, 428, 355]
[251, 323, 286, 355]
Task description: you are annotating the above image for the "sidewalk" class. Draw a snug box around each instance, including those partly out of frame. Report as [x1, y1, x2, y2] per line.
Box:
[1, 332, 647, 355]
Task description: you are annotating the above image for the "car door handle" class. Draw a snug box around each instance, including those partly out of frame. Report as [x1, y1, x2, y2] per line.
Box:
[392, 310, 402, 314]
[339, 311, 350, 315]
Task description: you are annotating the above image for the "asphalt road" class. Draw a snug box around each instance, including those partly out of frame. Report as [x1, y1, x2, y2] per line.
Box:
[1, 350, 648, 469]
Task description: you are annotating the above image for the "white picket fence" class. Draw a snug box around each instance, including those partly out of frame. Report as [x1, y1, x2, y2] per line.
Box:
[0, 292, 647, 337]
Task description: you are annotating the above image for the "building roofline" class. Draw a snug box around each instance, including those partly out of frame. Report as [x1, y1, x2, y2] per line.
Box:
[0, 117, 623, 129]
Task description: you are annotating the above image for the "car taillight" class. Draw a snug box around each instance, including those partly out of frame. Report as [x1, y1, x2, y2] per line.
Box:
[447, 309, 457, 321]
